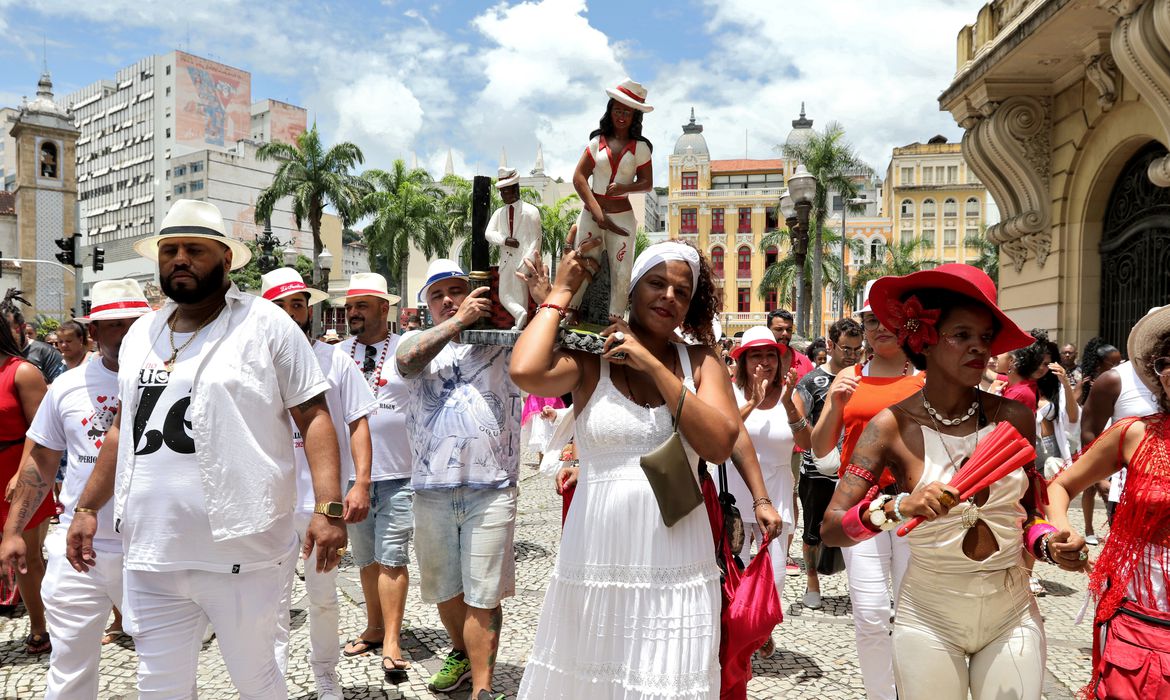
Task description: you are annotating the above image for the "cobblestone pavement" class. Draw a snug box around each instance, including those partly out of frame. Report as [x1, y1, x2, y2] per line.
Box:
[1, 470, 1102, 699]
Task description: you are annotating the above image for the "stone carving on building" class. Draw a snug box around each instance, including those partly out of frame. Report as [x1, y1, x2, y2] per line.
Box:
[1107, 0, 1170, 186]
[1084, 52, 1119, 111]
[961, 95, 1053, 271]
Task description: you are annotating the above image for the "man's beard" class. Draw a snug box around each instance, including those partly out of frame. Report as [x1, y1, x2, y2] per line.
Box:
[300, 318, 312, 336]
[347, 318, 364, 336]
[161, 263, 226, 304]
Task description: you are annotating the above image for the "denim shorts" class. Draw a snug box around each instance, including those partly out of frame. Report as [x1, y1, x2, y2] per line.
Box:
[413, 486, 517, 609]
[346, 478, 414, 568]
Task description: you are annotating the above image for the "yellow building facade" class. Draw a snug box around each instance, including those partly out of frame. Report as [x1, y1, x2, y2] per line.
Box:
[942, 0, 1170, 348]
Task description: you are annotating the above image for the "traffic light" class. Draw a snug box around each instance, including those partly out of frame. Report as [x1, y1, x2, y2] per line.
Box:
[93, 246, 105, 272]
[54, 236, 75, 266]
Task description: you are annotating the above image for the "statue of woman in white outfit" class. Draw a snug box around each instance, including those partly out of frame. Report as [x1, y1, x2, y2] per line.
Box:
[568, 78, 655, 323]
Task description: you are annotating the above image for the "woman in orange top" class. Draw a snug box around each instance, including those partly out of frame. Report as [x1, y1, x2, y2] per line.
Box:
[808, 282, 924, 700]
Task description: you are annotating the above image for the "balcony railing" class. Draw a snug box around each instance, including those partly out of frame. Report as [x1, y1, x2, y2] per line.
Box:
[672, 187, 783, 199]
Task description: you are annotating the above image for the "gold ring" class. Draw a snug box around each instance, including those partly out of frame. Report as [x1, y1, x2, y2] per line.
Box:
[336, 548, 347, 557]
[1078, 550, 1088, 561]
[938, 492, 957, 508]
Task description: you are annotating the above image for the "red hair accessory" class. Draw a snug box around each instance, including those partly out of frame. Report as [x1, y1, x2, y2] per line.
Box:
[886, 295, 940, 353]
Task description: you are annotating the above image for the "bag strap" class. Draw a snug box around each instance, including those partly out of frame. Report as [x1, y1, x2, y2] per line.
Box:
[718, 460, 729, 496]
[672, 383, 687, 428]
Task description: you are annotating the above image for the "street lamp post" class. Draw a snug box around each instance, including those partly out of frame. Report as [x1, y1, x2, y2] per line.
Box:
[314, 248, 333, 338]
[838, 196, 872, 318]
[785, 165, 817, 336]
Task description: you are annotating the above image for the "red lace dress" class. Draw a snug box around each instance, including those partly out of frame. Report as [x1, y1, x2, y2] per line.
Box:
[1086, 414, 1170, 696]
[0, 356, 55, 530]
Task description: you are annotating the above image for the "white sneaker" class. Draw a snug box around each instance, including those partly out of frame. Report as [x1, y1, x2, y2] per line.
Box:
[313, 668, 342, 700]
[1085, 534, 1100, 546]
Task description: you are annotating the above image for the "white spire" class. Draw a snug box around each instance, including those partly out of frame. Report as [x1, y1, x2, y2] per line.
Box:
[499, 146, 508, 168]
[444, 148, 454, 177]
[531, 142, 545, 177]
[410, 151, 419, 170]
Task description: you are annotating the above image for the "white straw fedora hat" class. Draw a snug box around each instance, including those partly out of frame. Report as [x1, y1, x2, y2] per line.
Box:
[76, 279, 152, 323]
[260, 267, 329, 306]
[133, 199, 253, 270]
[496, 167, 520, 189]
[333, 272, 401, 306]
[417, 259, 468, 304]
[606, 78, 653, 113]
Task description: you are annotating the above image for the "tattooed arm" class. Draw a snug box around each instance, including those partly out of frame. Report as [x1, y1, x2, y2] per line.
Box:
[1, 440, 62, 578]
[820, 410, 893, 547]
[396, 286, 492, 378]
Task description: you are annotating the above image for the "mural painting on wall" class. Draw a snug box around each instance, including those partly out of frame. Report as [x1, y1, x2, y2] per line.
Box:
[268, 102, 307, 145]
[175, 51, 251, 149]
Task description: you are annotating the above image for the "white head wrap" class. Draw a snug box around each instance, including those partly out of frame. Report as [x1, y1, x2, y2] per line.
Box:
[629, 242, 701, 298]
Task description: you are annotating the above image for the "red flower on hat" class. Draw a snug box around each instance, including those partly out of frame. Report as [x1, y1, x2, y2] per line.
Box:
[885, 295, 940, 353]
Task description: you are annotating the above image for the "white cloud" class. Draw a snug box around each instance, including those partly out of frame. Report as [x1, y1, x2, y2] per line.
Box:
[332, 74, 424, 157]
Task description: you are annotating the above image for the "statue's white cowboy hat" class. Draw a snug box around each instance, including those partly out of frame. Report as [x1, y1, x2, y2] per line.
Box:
[1127, 304, 1170, 394]
[418, 259, 469, 304]
[332, 272, 401, 306]
[133, 199, 253, 271]
[496, 167, 521, 189]
[260, 266, 329, 306]
[76, 279, 152, 323]
[606, 78, 653, 113]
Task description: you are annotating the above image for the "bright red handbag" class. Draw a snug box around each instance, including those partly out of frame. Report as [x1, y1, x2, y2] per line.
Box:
[1091, 598, 1170, 699]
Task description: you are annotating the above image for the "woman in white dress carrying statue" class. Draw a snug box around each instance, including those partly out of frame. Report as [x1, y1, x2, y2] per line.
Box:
[511, 239, 782, 699]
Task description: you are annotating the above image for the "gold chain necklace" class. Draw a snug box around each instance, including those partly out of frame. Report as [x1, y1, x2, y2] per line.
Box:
[165, 304, 224, 372]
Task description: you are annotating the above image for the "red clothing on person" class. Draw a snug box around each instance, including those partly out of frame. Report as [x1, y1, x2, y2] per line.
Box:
[837, 365, 927, 488]
[1002, 379, 1038, 412]
[791, 351, 815, 381]
[0, 356, 55, 530]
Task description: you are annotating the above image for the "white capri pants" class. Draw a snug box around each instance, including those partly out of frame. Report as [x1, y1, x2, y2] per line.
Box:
[841, 529, 911, 700]
[275, 512, 341, 675]
[569, 208, 638, 319]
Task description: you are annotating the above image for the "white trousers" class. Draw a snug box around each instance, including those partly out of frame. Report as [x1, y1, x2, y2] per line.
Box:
[275, 512, 340, 675]
[41, 535, 123, 699]
[123, 562, 292, 699]
[840, 530, 911, 700]
[569, 208, 638, 319]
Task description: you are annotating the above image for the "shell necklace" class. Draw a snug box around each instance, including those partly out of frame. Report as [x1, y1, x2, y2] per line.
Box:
[350, 338, 390, 390]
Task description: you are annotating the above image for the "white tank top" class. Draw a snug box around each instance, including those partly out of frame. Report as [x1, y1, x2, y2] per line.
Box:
[1113, 361, 1158, 421]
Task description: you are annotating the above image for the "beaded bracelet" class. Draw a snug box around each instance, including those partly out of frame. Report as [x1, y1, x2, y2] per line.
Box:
[537, 303, 567, 320]
[892, 493, 909, 523]
[752, 497, 773, 509]
[844, 463, 878, 486]
[1039, 533, 1058, 565]
[74, 507, 99, 514]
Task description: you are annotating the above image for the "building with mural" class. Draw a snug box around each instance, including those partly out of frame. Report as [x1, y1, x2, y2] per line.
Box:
[62, 51, 308, 293]
[941, 0, 1170, 348]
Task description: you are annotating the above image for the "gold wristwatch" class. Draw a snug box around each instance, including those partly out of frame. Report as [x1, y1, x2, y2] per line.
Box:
[313, 502, 344, 518]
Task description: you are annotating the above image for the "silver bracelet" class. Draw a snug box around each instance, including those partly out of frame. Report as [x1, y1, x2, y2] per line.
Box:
[893, 492, 909, 523]
[788, 416, 809, 432]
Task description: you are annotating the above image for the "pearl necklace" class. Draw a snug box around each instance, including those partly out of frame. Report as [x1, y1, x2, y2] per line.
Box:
[922, 395, 979, 426]
[349, 338, 390, 390]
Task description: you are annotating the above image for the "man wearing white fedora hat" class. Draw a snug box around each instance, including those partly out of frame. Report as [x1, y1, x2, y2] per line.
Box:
[333, 272, 418, 684]
[0, 279, 149, 698]
[262, 267, 378, 699]
[396, 258, 535, 700]
[63, 200, 346, 699]
[486, 166, 542, 330]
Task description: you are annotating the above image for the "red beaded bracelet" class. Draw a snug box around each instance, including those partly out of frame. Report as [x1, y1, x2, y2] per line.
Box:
[537, 303, 567, 320]
[845, 463, 878, 485]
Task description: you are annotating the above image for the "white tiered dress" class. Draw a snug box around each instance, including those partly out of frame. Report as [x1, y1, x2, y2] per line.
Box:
[517, 344, 721, 699]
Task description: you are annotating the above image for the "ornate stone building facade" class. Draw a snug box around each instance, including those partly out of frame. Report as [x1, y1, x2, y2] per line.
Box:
[942, 0, 1170, 347]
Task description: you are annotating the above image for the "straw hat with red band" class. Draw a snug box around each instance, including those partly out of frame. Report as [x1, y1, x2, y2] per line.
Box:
[730, 325, 790, 361]
[76, 279, 152, 324]
[260, 267, 329, 306]
[867, 263, 1034, 356]
[333, 272, 402, 306]
[606, 78, 654, 113]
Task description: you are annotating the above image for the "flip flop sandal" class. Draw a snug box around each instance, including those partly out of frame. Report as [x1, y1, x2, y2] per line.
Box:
[383, 656, 410, 684]
[25, 632, 51, 654]
[342, 637, 383, 657]
[101, 627, 125, 645]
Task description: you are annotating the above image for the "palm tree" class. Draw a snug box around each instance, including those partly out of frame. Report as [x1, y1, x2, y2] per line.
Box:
[964, 227, 999, 283]
[780, 122, 872, 335]
[759, 226, 861, 312]
[538, 194, 581, 280]
[254, 124, 368, 290]
[850, 237, 940, 308]
[359, 160, 447, 303]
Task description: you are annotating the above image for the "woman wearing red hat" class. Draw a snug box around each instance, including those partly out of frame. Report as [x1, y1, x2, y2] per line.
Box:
[821, 264, 1085, 700]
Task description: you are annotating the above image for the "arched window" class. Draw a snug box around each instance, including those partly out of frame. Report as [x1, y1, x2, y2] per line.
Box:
[900, 198, 914, 217]
[737, 246, 752, 276]
[870, 240, 883, 262]
[965, 197, 980, 218]
[40, 142, 58, 179]
[943, 198, 957, 217]
[711, 246, 724, 279]
[765, 245, 778, 267]
[922, 198, 936, 218]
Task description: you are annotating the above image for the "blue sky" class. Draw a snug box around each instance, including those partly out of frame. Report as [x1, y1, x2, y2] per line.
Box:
[1, 0, 984, 184]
